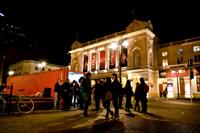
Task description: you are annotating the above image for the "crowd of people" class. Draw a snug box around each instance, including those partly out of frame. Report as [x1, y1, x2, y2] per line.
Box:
[54, 72, 149, 119]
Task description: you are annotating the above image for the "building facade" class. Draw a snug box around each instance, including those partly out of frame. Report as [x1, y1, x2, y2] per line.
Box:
[8, 60, 65, 76]
[69, 19, 200, 98]
[158, 38, 200, 98]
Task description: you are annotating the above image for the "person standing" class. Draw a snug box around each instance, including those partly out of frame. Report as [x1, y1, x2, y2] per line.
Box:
[78, 77, 84, 110]
[94, 79, 101, 112]
[54, 79, 62, 110]
[125, 80, 133, 113]
[138, 77, 149, 113]
[134, 82, 141, 112]
[103, 77, 114, 119]
[61, 79, 72, 111]
[81, 72, 92, 116]
[111, 73, 121, 117]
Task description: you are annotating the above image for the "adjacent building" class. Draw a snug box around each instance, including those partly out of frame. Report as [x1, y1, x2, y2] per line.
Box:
[158, 38, 200, 98]
[8, 60, 65, 76]
[69, 19, 200, 98]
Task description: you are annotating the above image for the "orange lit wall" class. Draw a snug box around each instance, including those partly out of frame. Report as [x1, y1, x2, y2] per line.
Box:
[6, 68, 68, 97]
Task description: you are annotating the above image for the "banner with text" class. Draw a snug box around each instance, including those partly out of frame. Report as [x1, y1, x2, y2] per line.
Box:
[91, 53, 96, 71]
[99, 50, 105, 70]
[83, 55, 88, 72]
[109, 50, 116, 69]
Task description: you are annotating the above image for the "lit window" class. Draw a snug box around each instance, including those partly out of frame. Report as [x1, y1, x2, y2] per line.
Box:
[193, 46, 200, 52]
[177, 48, 183, 54]
[162, 51, 168, 57]
[162, 59, 168, 67]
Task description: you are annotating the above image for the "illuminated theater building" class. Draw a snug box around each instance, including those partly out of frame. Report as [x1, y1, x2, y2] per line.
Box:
[69, 19, 200, 98]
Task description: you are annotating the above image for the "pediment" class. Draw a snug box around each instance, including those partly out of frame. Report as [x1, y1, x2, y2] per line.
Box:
[126, 19, 153, 32]
[71, 41, 82, 50]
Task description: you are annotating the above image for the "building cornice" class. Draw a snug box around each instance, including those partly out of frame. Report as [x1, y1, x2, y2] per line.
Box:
[69, 28, 155, 54]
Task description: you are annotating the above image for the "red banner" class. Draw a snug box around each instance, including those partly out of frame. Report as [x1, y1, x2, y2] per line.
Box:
[100, 50, 105, 70]
[109, 50, 116, 69]
[83, 55, 88, 72]
[91, 53, 96, 71]
[121, 47, 127, 67]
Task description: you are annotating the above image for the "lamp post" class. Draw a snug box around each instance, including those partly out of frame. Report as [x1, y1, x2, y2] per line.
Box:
[176, 71, 180, 99]
[172, 69, 183, 98]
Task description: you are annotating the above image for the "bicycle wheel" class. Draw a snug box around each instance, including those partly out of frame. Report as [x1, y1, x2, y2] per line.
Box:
[17, 98, 34, 114]
[0, 97, 6, 115]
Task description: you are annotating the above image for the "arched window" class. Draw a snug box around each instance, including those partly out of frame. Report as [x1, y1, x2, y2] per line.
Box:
[133, 49, 141, 68]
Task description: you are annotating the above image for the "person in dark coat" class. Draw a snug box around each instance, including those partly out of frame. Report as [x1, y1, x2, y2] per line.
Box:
[78, 77, 84, 110]
[134, 82, 141, 112]
[94, 79, 101, 112]
[61, 79, 72, 111]
[103, 77, 114, 119]
[111, 73, 121, 117]
[125, 80, 133, 113]
[54, 79, 62, 110]
[137, 77, 149, 113]
[81, 72, 92, 116]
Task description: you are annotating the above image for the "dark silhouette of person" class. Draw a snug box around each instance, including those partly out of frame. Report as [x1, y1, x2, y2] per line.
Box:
[54, 79, 62, 110]
[78, 77, 84, 110]
[94, 79, 102, 112]
[111, 73, 121, 117]
[134, 82, 141, 112]
[138, 77, 149, 113]
[119, 87, 125, 109]
[125, 80, 133, 113]
[103, 77, 114, 119]
[61, 79, 72, 111]
[81, 72, 92, 116]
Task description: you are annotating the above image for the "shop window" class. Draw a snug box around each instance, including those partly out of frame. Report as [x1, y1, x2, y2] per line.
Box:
[193, 46, 200, 52]
[177, 48, 183, 54]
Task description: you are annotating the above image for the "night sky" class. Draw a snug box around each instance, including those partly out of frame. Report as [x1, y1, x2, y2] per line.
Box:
[1, 0, 200, 66]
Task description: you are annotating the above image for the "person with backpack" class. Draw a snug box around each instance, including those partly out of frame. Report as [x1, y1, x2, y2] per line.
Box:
[137, 77, 149, 113]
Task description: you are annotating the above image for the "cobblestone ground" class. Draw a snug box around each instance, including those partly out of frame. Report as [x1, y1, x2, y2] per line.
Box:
[0, 98, 200, 133]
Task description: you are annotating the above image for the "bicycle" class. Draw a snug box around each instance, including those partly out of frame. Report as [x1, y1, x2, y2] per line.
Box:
[0, 89, 34, 115]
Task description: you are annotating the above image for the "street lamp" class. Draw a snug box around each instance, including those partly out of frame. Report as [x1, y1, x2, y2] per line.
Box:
[8, 70, 14, 76]
[38, 61, 46, 72]
[110, 39, 129, 83]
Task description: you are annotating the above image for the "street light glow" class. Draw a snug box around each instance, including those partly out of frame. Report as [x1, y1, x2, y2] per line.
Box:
[38, 61, 46, 68]
[0, 12, 4, 17]
[8, 71, 14, 76]
[122, 40, 129, 48]
[109, 42, 118, 50]
[41, 61, 46, 67]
